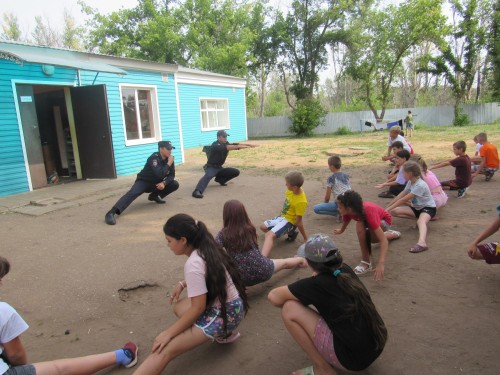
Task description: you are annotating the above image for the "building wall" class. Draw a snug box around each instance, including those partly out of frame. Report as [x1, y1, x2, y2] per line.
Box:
[0, 59, 181, 196]
[176, 83, 247, 148]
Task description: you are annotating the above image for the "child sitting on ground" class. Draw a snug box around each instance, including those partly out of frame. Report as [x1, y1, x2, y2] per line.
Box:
[471, 132, 499, 181]
[411, 154, 448, 209]
[429, 140, 472, 198]
[313, 155, 351, 220]
[376, 149, 411, 198]
[215, 200, 307, 287]
[268, 234, 387, 375]
[386, 141, 405, 177]
[334, 190, 400, 280]
[386, 161, 436, 253]
[467, 205, 500, 264]
[260, 171, 308, 257]
[381, 125, 411, 162]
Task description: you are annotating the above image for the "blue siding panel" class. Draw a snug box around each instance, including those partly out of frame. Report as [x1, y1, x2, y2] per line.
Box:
[177, 84, 247, 149]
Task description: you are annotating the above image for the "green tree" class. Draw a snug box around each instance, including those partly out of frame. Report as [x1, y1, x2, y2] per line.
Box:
[62, 9, 84, 49]
[1, 13, 22, 41]
[488, 0, 500, 100]
[418, 0, 490, 124]
[344, 0, 448, 123]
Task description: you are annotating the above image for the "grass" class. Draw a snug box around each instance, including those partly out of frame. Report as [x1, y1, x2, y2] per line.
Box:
[184, 122, 500, 180]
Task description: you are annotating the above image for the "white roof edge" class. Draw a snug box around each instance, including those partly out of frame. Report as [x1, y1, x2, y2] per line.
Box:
[176, 70, 247, 88]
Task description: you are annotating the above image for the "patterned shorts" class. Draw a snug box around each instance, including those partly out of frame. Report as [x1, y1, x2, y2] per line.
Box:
[313, 317, 347, 371]
[195, 297, 245, 340]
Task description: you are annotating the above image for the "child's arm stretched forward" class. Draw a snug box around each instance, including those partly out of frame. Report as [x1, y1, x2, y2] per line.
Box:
[153, 289, 207, 353]
[428, 160, 451, 170]
[385, 189, 412, 212]
[296, 215, 307, 241]
[467, 216, 500, 258]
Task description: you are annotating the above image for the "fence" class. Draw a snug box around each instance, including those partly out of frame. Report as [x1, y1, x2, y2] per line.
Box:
[247, 103, 500, 138]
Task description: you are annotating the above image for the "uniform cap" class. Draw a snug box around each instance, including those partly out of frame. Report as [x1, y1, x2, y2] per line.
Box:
[217, 130, 229, 137]
[301, 233, 340, 263]
[158, 141, 175, 150]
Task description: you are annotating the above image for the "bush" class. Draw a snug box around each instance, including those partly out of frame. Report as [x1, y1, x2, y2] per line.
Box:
[454, 112, 470, 127]
[289, 98, 327, 137]
[335, 126, 352, 135]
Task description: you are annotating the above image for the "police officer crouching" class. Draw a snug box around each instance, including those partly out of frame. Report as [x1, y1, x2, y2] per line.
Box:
[105, 141, 179, 225]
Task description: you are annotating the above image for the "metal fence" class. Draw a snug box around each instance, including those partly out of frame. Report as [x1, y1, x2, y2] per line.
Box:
[247, 103, 500, 138]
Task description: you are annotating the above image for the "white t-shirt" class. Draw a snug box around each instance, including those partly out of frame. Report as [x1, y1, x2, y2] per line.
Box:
[405, 178, 436, 210]
[0, 302, 29, 374]
[184, 250, 239, 307]
[388, 134, 411, 152]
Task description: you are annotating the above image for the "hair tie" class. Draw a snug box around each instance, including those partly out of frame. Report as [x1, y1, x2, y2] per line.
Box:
[333, 269, 341, 277]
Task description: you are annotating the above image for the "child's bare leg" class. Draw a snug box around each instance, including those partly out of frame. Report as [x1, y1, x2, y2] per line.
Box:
[133, 326, 209, 375]
[272, 257, 307, 273]
[259, 223, 269, 233]
[390, 206, 416, 220]
[261, 231, 276, 257]
[282, 300, 338, 375]
[416, 213, 431, 247]
[34, 352, 117, 375]
[355, 221, 371, 266]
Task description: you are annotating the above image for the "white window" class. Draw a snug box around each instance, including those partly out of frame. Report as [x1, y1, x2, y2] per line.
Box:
[120, 85, 161, 145]
[200, 99, 229, 130]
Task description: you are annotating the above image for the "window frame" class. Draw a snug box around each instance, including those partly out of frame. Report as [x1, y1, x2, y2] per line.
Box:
[119, 84, 162, 146]
[199, 98, 230, 132]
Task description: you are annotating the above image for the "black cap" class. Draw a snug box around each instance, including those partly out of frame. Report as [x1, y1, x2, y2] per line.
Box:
[158, 141, 175, 150]
[217, 130, 229, 137]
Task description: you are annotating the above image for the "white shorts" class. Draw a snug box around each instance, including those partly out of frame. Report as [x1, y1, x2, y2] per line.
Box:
[263, 216, 295, 238]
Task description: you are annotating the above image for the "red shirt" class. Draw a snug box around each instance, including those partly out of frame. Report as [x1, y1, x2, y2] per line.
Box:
[342, 202, 392, 231]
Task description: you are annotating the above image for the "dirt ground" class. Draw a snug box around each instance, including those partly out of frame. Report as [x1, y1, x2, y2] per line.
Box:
[1, 150, 500, 375]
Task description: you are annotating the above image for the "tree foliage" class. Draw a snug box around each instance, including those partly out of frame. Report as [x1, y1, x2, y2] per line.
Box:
[1, 13, 22, 41]
[289, 97, 327, 136]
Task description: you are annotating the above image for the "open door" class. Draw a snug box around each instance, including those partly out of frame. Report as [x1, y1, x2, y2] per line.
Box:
[70, 85, 116, 179]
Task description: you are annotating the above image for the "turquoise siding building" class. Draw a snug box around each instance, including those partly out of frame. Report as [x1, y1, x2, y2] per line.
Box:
[0, 42, 247, 197]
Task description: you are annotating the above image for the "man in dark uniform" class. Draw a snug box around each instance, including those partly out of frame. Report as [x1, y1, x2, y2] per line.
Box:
[192, 130, 257, 198]
[105, 141, 179, 225]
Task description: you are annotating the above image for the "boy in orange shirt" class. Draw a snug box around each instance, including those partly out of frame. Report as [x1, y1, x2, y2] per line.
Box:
[472, 132, 499, 181]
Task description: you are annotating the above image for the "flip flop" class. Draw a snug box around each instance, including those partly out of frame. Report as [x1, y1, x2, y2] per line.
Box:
[292, 365, 314, 375]
[409, 244, 428, 253]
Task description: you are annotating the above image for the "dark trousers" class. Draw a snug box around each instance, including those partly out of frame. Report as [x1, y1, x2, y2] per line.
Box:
[194, 166, 240, 193]
[113, 179, 179, 214]
[389, 184, 405, 196]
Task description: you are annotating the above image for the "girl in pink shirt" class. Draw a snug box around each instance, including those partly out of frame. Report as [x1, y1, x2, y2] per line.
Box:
[413, 155, 448, 209]
[134, 214, 248, 375]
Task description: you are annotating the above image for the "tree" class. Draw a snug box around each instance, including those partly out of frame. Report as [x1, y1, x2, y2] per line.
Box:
[31, 15, 61, 47]
[1, 13, 22, 41]
[62, 9, 84, 49]
[488, 0, 500, 100]
[344, 0, 448, 124]
[418, 0, 490, 124]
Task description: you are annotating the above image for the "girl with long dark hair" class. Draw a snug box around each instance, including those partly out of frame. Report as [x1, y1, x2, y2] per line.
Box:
[134, 214, 248, 375]
[268, 234, 387, 375]
[215, 200, 306, 287]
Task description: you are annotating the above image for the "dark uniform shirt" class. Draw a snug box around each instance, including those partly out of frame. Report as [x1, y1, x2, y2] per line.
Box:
[206, 140, 231, 167]
[137, 152, 175, 184]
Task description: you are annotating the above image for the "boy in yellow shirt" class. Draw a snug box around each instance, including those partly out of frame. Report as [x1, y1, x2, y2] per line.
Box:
[260, 171, 308, 257]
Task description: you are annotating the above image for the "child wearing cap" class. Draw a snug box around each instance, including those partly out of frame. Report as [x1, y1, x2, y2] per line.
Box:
[268, 234, 387, 375]
[467, 205, 500, 264]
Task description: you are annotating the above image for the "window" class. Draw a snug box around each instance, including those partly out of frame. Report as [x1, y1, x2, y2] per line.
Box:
[200, 99, 229, 130]
[120, 86, 160, 144]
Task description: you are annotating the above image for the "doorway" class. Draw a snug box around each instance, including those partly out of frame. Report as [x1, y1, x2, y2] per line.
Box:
[16, 83, 117, 190]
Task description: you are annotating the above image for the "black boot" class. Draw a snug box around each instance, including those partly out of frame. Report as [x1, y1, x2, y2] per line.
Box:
[148, 194, 166, 204]
[105, 210, 116, 225]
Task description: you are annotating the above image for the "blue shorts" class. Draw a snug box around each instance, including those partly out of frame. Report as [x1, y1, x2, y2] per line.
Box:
[195, 297, 245, 340]
[263, 216, 295, 238]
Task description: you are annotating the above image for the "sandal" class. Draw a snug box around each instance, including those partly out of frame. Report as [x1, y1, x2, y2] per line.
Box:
[378, 191, 395, 198]
[215, 331, 240, 344]
[353, 260, 372, 275]
[409, 244, 429, 253]
[292, 365, 314, 375]
[385, 229, 401, 240]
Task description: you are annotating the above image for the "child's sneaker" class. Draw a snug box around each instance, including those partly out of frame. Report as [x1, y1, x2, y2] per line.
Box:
[485, 171, 494, 181]
[457, 187, 468, 198]
[285, 230, 299, 242]
[122, 342, 138, 368]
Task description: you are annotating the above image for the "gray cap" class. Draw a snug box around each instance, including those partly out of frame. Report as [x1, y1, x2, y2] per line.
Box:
[217, 130, 229, 137]
[301, 233, 340, 263]
[158, 141, 175, 150]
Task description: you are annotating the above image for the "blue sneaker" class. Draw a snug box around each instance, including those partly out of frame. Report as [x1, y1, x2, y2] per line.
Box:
[122, 342, 138, 368]
[457, 187, 468, 198]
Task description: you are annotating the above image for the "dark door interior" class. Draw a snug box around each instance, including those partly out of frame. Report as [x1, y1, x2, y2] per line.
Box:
[70, 85, 116, 179]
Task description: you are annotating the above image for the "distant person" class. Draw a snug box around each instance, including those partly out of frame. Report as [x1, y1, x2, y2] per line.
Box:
[429, 140, 472, 198]
[133, 214, 248, 375]
[313, 156, 351, 221]
[192, 130, 257, 198]
[268, 234, 387, 375]
[381, 125, 411, 162]
[376, 149, 411, 198]
[404, 110, 414, 138]
[105, 141, 179, 225]
[215, 200, 307, 287]
[260, 171, 308, 257]
[467, 205, 500, 264]
[334, 191, 400, 280]
[0, 256, 138, 375]
[471, 132, 499, 181]
[386, 161, 436, 253]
